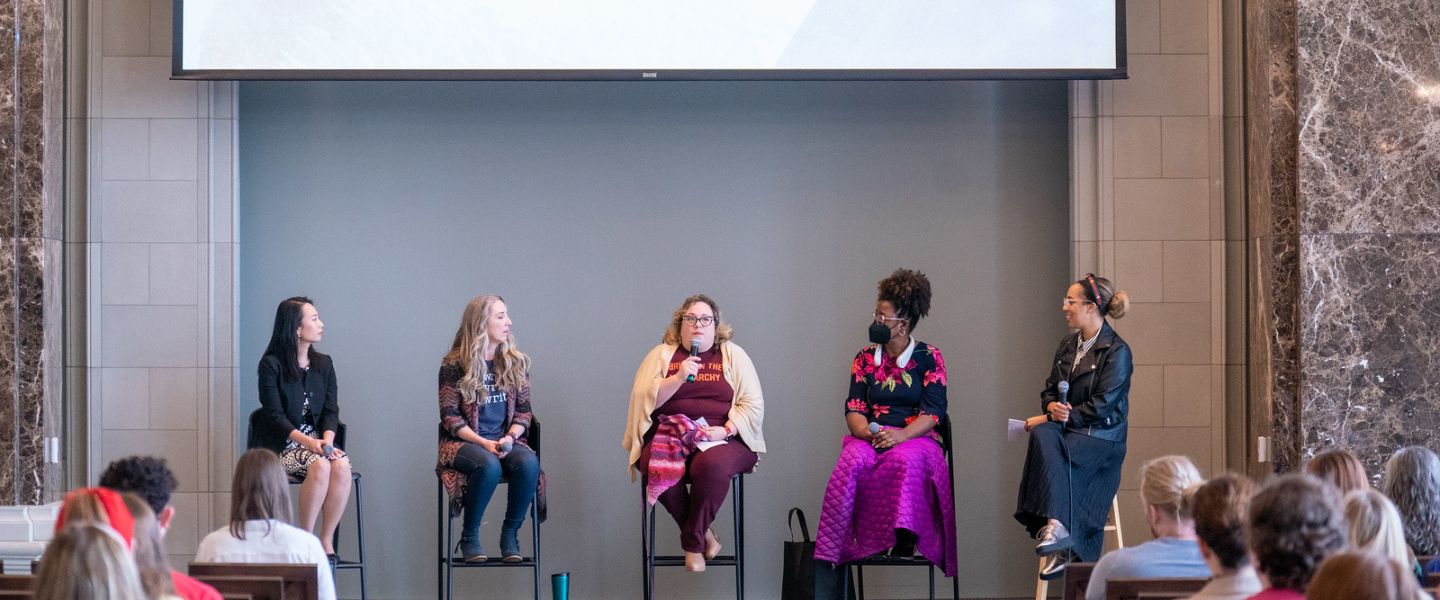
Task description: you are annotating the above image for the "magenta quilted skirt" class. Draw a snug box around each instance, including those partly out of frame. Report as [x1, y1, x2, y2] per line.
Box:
[814, 434, 957, 576]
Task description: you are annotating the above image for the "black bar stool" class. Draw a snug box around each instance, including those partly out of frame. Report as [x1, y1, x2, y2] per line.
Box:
[640, 472, 746, 600]
[848, 417, 959, 600]
[247, 411, 367, 599]
[436, 419, 542, 600]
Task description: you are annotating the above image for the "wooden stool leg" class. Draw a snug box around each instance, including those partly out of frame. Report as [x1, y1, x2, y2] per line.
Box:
[1034, 556, 1049, 600]
[1108, 496, 1124, 549]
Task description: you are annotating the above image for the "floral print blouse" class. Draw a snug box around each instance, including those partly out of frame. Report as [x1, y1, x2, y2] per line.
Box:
[845, 341, 948, 432]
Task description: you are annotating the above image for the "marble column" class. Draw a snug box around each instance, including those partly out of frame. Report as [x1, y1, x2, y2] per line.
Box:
[0, 0, 65, 504]
[1251, 0, 1440, 477]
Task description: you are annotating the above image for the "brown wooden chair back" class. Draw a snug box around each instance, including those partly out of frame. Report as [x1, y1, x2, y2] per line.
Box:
[191, 575, 286, 600]
[0, 576, 34, 592]
[1105, 577, 1209, 600]
[189, 563, 319, 600]
[1063, 562, 1097, 600]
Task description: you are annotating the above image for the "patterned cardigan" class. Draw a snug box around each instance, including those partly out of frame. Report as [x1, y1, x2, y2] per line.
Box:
[435, 360, 545, 519]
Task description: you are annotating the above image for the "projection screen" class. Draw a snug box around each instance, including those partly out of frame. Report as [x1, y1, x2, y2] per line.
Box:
[174, 0, 1125, 80]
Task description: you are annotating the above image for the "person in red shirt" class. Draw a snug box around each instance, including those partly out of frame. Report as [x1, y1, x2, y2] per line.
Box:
[100, 456, 223, 600]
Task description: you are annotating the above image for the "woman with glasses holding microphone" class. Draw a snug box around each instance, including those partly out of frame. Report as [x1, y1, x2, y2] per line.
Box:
[1016, 273, 1132, 580]
[814, 269, 956, 578]
[624, 293, 766, 572]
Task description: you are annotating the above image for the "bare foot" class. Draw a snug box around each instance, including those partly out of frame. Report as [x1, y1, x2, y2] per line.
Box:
[684, 551, 707, 572]
[704, 529, 722, 560]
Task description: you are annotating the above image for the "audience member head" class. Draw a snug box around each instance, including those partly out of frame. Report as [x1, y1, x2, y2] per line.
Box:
[55, 487, 134, 548]
[1306, 551, 1426, 600]
[119, 494, 177, 599]
[229, 449, 294, 539]
[98, 455, 179, 530]
[1381, 445, 1440, 556]
[34, 522, 146, 600]
[446, 294, 531, 400]
[1140, 455, 1204, 536]
[1345, 488, 1416, 574]
[1192, 473, 1256, 573]
[1248, 473, 1346, 592]
[1306, 448, 1369, 494]
[53, 487, 176, 600]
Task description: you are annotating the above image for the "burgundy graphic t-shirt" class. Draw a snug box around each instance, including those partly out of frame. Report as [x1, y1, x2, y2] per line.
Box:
[653, 344, 733, 425]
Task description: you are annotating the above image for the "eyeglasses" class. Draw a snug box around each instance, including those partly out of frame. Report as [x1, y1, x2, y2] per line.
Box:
[1062, 298, 1093, 307]
[871, 312, 906, 325]
[680, 315, 716, 327]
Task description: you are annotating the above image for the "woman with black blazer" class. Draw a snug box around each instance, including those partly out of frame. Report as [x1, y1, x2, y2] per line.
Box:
[1016, 274, 1133, 580]
[254, 296, 352, 562]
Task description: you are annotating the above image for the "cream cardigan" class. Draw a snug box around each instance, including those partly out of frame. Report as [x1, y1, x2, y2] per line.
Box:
[623, 340, 766, 481]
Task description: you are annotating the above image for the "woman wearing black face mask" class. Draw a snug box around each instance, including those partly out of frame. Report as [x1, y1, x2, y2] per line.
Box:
[813, 269, 956, 577]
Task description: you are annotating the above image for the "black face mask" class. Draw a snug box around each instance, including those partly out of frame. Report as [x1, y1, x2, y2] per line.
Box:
[868, 321, 893, 345]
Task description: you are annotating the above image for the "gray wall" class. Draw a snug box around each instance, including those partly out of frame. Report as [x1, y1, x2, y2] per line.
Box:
[238, 80, 1069, 599]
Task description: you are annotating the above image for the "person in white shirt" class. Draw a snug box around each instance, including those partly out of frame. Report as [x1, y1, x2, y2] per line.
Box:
[195, 449, 336, 600]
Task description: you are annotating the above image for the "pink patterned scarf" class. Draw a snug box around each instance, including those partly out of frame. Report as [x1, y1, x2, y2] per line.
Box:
[645, 414, 707, 505]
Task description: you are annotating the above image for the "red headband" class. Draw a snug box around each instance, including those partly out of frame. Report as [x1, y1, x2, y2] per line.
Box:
[55, 487, 135, 551]
[1084, 273, 1107, 314]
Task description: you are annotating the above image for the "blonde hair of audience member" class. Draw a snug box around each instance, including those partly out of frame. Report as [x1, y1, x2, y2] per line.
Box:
[1306, 448, 1369, 494]
[1191, 473, 1257, 574]
[120, 494, 178, 599]
[55, 489, 177, 600]
[1141, 455, 1204, 538]
[229, 449, 295, 539]
[1345, 488, 1417, 575]
[1381, 446, 1440, 556]
[34, 522, 146, 600]
[1306, 551, 1427, 600]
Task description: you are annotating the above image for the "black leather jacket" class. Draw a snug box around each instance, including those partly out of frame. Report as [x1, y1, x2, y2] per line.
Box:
[253, 352, 341, 453]
[1040, 322, 1132, 443]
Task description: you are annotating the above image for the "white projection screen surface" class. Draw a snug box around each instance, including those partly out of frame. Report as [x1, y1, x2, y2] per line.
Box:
[174, 0, 1125, 80]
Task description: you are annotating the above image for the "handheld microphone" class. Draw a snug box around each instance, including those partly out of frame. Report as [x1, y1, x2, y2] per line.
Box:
[868, 421, 890, 452]
[498, 438, 513, 453]
[1057, 380, 1070, 406]
[321, 444, 335, 457]
[687, 337, 701, 382]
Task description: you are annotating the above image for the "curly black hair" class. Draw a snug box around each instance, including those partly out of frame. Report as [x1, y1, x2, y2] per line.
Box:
[1248, 474, 1346, 592]
[877, 269, 932, 331]
[98, 456, 178, 516]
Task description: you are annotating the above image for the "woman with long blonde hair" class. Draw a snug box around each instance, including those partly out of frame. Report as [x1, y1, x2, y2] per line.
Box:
[35, 522, 147, 600]
[436, 295, 539, 563]
[1345, 488, 1424, 584]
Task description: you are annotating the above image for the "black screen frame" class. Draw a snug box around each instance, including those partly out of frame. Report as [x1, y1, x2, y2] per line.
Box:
[172, 0, 1127, 81]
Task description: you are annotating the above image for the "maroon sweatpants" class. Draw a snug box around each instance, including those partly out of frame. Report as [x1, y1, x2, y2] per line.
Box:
[638, 439, 757, 552]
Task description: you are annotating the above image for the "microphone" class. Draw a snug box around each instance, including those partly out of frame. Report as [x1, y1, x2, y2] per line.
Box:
[321, 443, 335, 458]
[498, 438, 513, 453]
[687, 337, 701, 382]
[868, 422, 881, 436]
[1057, 380, 1070, 406]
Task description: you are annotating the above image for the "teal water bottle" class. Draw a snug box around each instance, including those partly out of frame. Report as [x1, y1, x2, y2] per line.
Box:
[551, 572, 569, 600]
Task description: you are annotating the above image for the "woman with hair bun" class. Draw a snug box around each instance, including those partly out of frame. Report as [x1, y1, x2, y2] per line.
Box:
[1084, 455, 1210, 600]
[1017, 273, 1134, 579]
[814, 269, 956, 577]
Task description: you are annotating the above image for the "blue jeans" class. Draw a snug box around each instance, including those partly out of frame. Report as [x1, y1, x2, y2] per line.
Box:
[452, 442, 540, 540]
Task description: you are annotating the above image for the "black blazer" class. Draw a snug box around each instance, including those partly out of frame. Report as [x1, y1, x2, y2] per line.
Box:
[253, 352, 340, 453]
[1040, 322, 1132, 443]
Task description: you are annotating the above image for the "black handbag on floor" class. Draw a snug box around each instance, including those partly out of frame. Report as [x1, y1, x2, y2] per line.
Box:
[782, 507, 854, 600]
